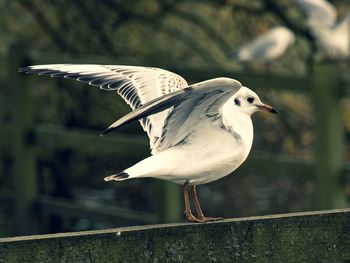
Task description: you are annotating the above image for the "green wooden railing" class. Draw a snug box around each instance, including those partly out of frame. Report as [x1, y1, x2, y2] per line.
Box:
[1, 209, 350, 262]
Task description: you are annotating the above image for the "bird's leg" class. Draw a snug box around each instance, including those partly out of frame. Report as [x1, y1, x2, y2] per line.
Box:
[191, 185, 223, 222]
[183, 182, 203, 223]
[191, 185, 205, 219]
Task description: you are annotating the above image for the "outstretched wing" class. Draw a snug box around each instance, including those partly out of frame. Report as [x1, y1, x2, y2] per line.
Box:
[103, 77, 242, 153]
[19, 64, 188, 150]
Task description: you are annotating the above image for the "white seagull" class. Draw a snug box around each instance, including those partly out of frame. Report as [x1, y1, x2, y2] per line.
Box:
[229, 26, 295, 62]
[293, 0, 337, 28]
[19, 64, 278, 223]
[293, 0, 350, 60]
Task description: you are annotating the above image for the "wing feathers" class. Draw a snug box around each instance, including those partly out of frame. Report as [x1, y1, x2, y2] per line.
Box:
[19, 64, 188, 152]
[102, 78, 242, 154]
[101, 89, 186, 135]
[20, 65, 241, 154]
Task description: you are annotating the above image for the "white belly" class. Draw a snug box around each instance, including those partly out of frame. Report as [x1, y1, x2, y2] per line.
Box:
[149, 124, 251, 185]
[173, 136, 249, 185]
[126, 116, 254, 185]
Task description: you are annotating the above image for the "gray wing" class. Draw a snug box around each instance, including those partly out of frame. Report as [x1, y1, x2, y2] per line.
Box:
[19, 64, 188, 150]
[103, 77, 242, 154]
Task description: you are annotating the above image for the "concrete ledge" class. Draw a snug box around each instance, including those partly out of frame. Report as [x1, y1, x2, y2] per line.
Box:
[1, 209, 350, 262]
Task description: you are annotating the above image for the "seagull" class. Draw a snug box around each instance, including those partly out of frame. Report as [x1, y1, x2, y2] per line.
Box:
[229, 26, 295, 63]
[293, 0, 337, 28]
[19, 64, 278, 223]
[293, 0, 350, 60]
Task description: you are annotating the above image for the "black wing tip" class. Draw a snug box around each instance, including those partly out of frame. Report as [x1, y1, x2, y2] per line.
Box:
[117, 172, 129, 179]
[101, 122, 125, 136]
[18, 66, 32, 73]
[104, 171, 129, 182]
[100, 127, 113, 136]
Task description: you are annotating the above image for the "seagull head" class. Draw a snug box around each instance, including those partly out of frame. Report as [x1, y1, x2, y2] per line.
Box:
[231, 87, 278, 116]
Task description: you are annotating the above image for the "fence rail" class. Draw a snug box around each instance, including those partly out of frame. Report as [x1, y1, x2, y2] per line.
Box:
[0, 124, 318, 178]
[1, 209, 350, 263]
[0, 189, 157, 224]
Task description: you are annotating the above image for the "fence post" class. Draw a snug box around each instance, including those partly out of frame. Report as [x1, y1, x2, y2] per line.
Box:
[7, 44, 38, 235]
[156, 181, 182, 223]
[311, 63, 346, 209]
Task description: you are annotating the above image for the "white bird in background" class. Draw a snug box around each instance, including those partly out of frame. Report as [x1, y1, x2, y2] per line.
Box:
[20, 64, 277, 223]
[229, 26, 295, 63]
[293, 0, 350, 60]
[293, 0, 337, 28]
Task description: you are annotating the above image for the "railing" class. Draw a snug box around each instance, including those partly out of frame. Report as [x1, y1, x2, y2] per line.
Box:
[1, 209, 350, 262]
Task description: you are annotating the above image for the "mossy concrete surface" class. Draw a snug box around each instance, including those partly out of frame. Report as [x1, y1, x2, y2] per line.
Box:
[1, 209, 350, 263]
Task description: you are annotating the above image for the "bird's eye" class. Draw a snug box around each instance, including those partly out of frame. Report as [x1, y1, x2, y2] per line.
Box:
[234, 98, 240, 106]
[247, 96, 254, 103]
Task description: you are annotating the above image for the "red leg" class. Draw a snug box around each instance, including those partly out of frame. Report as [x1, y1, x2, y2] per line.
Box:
[183, 182, 204, 223]
[191, 185, 223, 222]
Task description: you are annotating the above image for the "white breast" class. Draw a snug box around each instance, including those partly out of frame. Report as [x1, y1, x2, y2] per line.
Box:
[149, 116, 253, 185]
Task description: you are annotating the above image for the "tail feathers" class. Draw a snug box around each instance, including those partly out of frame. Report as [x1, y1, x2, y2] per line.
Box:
[104, 171, 130, 182]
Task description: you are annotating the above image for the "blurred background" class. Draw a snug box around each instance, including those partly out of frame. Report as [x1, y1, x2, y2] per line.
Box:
[0, 0, 350, 237]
